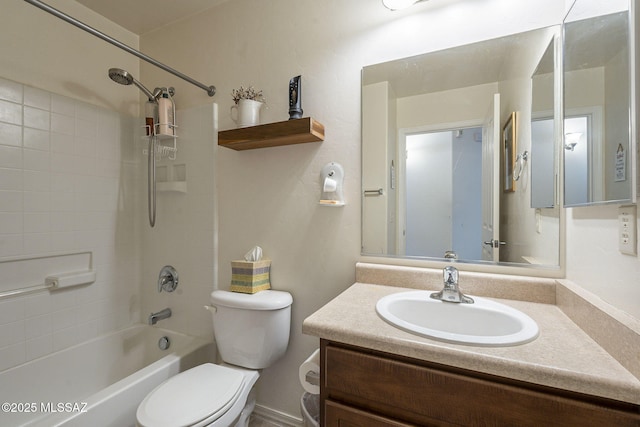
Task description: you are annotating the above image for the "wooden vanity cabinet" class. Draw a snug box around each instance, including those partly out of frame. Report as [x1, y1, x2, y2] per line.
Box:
[320, 340, 640, 427]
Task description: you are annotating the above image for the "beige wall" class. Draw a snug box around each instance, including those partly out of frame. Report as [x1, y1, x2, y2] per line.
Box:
[140, 0, 571, 418]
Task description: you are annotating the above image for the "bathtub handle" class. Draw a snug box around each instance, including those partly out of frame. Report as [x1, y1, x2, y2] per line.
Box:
[158, 265, 178, 293]
[204, 305, 217, 313]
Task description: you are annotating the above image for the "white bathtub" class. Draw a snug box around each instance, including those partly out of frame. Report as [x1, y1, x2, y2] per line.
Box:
[0, 325, 214, 427]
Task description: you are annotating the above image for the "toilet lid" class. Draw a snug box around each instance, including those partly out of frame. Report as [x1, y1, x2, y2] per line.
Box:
[137, 363, 244, 427]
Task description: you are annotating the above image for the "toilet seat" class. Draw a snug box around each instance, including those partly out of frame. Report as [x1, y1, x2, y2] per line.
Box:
[136, 363, 245, 427]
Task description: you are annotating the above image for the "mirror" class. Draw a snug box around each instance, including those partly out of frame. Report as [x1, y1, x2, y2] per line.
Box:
[362, 26, 562, 268]
[563, 0, 634, 206]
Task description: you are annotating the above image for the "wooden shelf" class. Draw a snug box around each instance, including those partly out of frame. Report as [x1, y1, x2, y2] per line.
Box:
[218, 117, 324, 151]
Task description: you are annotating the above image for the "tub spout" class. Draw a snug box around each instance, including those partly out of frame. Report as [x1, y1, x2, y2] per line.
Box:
[148, 308, 171, 325]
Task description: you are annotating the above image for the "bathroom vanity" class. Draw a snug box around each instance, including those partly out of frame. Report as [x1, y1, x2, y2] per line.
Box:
[303, 264, 640, 426]
[320, 341, 638, 426]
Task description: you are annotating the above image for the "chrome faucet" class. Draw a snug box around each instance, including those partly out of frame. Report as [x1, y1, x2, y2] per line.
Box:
[430, 266, 474, 304]
[148, 308, 172, 325]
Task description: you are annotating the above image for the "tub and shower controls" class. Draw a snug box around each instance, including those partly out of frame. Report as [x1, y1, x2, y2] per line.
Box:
[158, 265, 178, 293]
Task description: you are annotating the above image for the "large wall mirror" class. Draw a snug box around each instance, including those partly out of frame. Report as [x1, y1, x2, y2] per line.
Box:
[361, 26, 563, 270]
[563, 0, 635, 206]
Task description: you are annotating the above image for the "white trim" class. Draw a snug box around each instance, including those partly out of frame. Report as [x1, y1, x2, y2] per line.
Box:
[252, 404, 304, 427]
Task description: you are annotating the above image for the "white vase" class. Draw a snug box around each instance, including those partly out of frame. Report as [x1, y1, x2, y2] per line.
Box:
[230, 99, 263, 128]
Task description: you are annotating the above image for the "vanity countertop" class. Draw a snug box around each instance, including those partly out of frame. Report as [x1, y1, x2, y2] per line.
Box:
[302, 282, 640, 405]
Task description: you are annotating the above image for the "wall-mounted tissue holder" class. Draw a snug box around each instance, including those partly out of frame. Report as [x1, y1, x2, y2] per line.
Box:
[320, 162, 345, 206]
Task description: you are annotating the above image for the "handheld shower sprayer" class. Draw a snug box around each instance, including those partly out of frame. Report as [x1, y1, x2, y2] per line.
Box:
[108, 67, 172, 228]
[108, 68, 158, 101]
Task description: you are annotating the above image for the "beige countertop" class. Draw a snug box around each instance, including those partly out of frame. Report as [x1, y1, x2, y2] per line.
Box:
[302, 282, 640, 405]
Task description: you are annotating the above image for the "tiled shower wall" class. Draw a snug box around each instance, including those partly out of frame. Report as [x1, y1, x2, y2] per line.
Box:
[0, 77, 140, 371]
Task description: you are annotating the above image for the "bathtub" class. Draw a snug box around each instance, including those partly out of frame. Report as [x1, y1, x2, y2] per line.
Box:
[0, 325, 214, 427]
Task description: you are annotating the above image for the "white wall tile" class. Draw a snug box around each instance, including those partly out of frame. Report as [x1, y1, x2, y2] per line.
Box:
[23, 233, 52, 253]
[25, 334, 52, 361]
[49, 231, 76, 252]
[50, 132, 74, 154]
[0, 320, 25, 347]
[51, 113, 74, 135]
[23, 148, 49, 171]
[0, 81, 138, 372]
[25, 314, 52, 340]
[0, 100, 23, 125]
[0, 213, 22, 234]
[0, 342, 25, 371]
[75, 101, 96, 122]
[75, 118, 96, 140]
[0, 171, 22, 192]
[23, 128, 49, 151]
[0, 298, 25, 325]
[0, 122, 22, 147]
[49, 192, 75, 212]
[0, 233, 22, 257]
[74, 136, 96, 158]
[23, 106, 50, 131]
[23, 213, 50, 233]
[53, 326, 80, 351]
[23, 170, 50, 192]
[50, 94, 75, 116]
[0, 191, 22, 213]
[23, 86, 50, 111]
[0, 145, 22, 169]
[23, 191, 50, 212]
[0, 78, 23, 104]
[51, 307, 76, 330]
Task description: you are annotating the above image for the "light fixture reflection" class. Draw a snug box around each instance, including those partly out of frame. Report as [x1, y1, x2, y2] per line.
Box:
[382, 0, 423, 11]
[564, 132, 582, 151]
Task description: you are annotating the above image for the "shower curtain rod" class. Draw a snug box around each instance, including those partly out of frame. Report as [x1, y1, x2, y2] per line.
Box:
[23, 0, 216, 97]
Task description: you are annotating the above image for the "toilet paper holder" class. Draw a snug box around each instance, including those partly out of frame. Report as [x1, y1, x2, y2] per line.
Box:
[319, 162, 345, 206]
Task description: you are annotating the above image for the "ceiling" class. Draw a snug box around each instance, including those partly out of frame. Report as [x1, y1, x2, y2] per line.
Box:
[362, 28, 552, 98]
[76, 0, 229, 35]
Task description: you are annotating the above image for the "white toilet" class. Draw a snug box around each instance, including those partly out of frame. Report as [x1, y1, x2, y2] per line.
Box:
[136, 289, 293, 427]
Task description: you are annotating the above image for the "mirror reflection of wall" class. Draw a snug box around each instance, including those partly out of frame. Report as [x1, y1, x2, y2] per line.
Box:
[564, 116, 591, 205]
[563, 0, 632, 206]
[531, 39, 556, 209]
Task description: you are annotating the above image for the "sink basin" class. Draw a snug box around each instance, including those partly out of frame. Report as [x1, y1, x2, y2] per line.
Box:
[376, 291, 539, 346]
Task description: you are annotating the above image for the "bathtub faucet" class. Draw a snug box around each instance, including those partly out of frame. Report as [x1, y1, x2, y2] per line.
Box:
[148, 308, 172, 325]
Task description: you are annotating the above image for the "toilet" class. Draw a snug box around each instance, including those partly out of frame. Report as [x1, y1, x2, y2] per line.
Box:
[136, 289, 293, 427]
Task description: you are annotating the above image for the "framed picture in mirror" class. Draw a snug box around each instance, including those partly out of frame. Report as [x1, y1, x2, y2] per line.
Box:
[502, 112, 517, 192]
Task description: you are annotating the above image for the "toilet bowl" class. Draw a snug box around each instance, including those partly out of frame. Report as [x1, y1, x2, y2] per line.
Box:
[136, 290, 293, 427]
[137, 363, 259, 427]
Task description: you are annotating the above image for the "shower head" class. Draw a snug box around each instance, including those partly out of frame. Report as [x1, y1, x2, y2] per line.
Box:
[108, 68, 156, 101]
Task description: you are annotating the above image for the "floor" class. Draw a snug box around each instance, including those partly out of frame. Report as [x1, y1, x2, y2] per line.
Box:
[249, 415, 292, 427]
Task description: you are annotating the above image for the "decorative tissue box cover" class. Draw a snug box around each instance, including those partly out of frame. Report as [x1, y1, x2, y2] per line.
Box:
[230, 259, 271, 293]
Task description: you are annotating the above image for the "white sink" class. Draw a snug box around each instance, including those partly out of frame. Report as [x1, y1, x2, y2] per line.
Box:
[376, 291, 539, 346]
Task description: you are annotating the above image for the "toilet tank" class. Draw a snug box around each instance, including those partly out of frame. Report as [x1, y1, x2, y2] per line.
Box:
[210, 290, 293, 369]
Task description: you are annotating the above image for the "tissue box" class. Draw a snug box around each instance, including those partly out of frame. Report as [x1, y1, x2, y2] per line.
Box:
[230, 259, 271, 294]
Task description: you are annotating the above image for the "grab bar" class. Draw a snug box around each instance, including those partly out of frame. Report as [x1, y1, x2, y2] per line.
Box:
[364, 188, 384, 196]
[0, 270, 96, 300]
[0, 282, 57, 299]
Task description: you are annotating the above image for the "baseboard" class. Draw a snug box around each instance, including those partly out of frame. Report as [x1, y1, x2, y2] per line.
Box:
[252, 403, 304, 427]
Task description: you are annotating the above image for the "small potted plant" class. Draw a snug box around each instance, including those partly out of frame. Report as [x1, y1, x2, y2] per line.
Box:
[231, 86, 265, 128]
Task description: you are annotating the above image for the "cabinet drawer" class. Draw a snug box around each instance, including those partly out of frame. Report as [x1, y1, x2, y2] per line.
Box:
[323, 342, 640, 426]
[325, 400, 418, 427]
